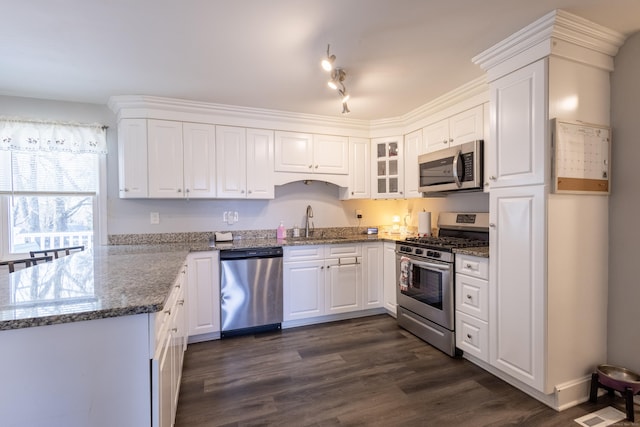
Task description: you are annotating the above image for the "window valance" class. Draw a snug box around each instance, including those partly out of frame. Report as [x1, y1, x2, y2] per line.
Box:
[0, 117, 107, 154]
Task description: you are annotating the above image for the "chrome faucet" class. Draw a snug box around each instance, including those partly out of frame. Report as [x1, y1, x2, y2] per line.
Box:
[305, 205, 314, 238]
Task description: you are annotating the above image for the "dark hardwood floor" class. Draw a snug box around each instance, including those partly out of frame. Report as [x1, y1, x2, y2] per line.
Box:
[175, 314, 637, 426]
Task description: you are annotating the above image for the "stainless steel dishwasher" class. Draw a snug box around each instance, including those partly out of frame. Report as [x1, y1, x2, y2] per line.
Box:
[219, 247, 283, 337]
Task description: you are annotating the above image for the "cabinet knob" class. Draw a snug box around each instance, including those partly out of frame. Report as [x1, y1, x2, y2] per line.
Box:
[185, 188, 190, 193]
[177, 189, 182, 193]
[309, 165, 313, 169]
[241, 190, 245, 194]
[466, 294, 472, 299]
[178, 300, 185, 305]
[443, 140, 448, 144]
[164, 309, 171, 315]
[467, 334, 472, 339]
[449, 138, 453, 143]
[351, 191, 354, 195]
[315, 165, 319, 169]
[248, 190, 252, 194]
[327, 265, 331, 269]
[172, 328, 178, 333]
[489, 223, 496, 228]
[489, 176, 497, 181]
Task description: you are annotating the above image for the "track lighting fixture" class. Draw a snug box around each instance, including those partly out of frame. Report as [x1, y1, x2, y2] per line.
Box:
[321, 44, 350, 114]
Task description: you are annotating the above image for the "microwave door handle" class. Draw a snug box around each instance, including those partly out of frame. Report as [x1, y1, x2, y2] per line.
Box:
[410, 259, 451, 272]
[452, 150, 462, 188]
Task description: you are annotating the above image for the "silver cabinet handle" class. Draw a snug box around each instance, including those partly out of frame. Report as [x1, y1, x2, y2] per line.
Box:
[164, 309, 171, 315]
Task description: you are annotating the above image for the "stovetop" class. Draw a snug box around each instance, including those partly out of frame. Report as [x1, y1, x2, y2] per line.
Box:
[404, 236, 489, 250]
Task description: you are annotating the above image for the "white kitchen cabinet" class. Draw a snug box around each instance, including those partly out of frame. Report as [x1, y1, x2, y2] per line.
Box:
[148, 119, 184, 198]
[403, 129, 426, 198]
[383, 241, 397, 316]
[117, 118, 148, 198]
[216, 126, 247, 198]
[362, 242, 384, 309]
[489, 184, 546, 390]
[455, 254, 490, 362]
[324, 244, 362, 315]
[186, 251, 220, 342]
[216, 126, 275, 199]
[246, 128, 275, 199]
[371, 136, 404, 199]
[487, 59, 547, 189]
[284, 244, 367, 322]
[283, 257, 325, 321]
[423, 106, 484, 154]
[339, 137, 370, 200]
[274, 131, 348, 175]
[148, 120, 217, 198]
[151, 265, 187, 427]
[183, 122, 217, 198]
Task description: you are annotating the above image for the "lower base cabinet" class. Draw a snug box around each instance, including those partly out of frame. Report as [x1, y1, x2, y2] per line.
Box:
[383, 242, 397, 316]
[186, 251, 220, 341]
[455, 253, 489, 362]
[283, 244, 365, 321]
[152, 264, 188, 427]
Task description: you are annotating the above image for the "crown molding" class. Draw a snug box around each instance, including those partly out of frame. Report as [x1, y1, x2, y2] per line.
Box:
[472, 9, 626, 72]
[108, 95, 372, 137]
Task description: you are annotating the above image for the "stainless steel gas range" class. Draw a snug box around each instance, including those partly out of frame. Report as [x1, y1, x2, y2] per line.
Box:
[396, 212, 489, 356]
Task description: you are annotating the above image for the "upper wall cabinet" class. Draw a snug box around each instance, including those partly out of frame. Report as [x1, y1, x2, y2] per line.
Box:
[423, 105, 484, 154]
[118, 118, 148, 198]
[371, 136, 404, 199]
[403, 129, 426, 199]
[274, 131, 348, 175]
[216, 126, 274, 199]
[487, 60, 547, 189]
[148, 119, 216, 198]
[339, 137, 370, 200]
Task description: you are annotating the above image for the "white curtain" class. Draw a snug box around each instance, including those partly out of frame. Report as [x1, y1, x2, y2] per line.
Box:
[0, 117, 107, 154]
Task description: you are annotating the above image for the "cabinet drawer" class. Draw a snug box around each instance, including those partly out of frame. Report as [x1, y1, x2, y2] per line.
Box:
[456, 311, 489, 362]
[284, 245, 324, 261]
[455, 273, 488, 321]
[455, 254, 489, 280]
[325, 244, 361, 258]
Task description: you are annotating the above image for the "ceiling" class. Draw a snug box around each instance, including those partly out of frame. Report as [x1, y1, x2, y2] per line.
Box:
[2, 0, 640, 120]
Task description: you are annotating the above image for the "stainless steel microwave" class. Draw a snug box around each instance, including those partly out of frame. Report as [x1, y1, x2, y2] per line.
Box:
[418, 140, 483, 194]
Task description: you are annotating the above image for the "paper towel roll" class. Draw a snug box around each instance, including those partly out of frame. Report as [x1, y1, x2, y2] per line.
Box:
[418, 211, 431, 236]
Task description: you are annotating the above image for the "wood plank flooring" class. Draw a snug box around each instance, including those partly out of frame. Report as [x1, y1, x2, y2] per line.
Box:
[175, 314, 636, 426]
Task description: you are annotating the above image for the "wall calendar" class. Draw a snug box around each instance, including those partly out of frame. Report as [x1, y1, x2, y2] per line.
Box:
[551, 119, 611, 194]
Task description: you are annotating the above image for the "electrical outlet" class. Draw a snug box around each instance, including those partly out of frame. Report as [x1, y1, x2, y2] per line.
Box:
[355, 209, 363, 219]
[150, 212, 160, 224]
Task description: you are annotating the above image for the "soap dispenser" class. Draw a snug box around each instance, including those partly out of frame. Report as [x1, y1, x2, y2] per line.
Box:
[277, 221, 286, 239]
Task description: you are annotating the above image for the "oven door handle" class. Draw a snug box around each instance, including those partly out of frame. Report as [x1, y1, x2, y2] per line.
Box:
[410, 259, 451, 271]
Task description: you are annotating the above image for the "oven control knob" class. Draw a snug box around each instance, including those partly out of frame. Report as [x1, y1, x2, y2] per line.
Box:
[431, 252, 441, 258]
[415, 249, 423, 255]
[426, 251, 434, 257]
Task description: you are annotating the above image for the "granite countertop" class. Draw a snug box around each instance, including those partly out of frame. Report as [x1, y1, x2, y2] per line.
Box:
[1, 235, 487, 332]
[0, 243, 206, 331]
[211, 233, 404, 250]
[453, 246, 490, 258]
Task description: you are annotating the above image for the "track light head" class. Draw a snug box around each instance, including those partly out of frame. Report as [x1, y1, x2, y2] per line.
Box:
[321, 44, 336, 71]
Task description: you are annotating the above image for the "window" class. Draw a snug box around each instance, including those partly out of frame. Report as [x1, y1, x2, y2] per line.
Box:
[0, 118, 107, 258]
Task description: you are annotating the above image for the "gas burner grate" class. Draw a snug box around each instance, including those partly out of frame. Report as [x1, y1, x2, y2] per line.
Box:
[404, 236, 489, 249]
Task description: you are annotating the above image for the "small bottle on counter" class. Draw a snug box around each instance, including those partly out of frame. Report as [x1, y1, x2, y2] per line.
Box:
[292, 225, 300, 238]
[277, 221, 286, 239]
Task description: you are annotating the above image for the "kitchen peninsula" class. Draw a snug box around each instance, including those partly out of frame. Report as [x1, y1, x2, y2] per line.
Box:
[0, 244, 200, 427]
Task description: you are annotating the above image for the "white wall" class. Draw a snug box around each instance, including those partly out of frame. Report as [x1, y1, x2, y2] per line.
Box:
[609, 31, 640, 373]
[1, 95, 489, 238]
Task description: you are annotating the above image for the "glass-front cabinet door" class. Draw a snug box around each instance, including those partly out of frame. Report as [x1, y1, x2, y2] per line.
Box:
[372, 137, 403, 198]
